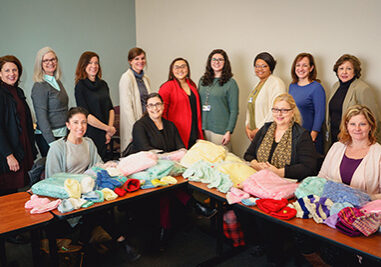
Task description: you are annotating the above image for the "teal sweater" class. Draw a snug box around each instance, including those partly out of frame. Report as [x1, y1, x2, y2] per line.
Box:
[198, 78, 239, 135]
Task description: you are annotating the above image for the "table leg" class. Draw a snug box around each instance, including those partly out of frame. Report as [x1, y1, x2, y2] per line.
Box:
[0, 238, 6, 267]
[216, 201, 224, 255]
[30, 230, 41, 267]
[46, 223, 58, 266]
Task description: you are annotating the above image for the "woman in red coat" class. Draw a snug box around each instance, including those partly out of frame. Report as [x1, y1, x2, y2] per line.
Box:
[159, 58, 203, 148]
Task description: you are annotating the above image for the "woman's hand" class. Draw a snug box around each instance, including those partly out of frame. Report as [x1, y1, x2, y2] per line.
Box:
[221, 131, 231, 146]
[107, 126, 116, 137]
[7, 154, 20, 172]
[250, 160, 268, 171]
[263, 162, 285, 177]
[245, 126, 258, 141]
[105, 133, 112, 144]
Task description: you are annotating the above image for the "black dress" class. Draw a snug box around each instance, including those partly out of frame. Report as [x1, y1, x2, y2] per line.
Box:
[75, 78, 114, 160]
[0, 82, 37, 192]
[127, 115, 185, 155]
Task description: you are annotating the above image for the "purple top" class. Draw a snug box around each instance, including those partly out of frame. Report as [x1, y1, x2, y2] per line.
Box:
[339, 154, 363, 185]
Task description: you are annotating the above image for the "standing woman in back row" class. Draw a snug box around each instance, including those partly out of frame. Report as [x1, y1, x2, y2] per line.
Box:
[0, 56, 37, 195]
[198, 49, 239, 150]
[159, 58, 203, 148]
[31, 47, 68, 157]
[246, 52, 286, 141]
[289, 53, 326, 154]
[75, 51, 115, 161]
[119, 47, 151, 153]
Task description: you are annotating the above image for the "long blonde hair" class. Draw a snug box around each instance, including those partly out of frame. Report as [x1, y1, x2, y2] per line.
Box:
[273, 93, 302, 125]
[33, 46, 62, 82]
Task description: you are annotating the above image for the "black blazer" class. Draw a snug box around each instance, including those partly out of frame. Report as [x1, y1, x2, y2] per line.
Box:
[126, 115, 184, 156]
[0, 83, 37, 174]
[244, 122, 317, 180]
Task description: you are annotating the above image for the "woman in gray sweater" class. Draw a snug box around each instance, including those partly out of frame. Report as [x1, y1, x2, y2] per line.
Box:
[31, 47, 68, 157]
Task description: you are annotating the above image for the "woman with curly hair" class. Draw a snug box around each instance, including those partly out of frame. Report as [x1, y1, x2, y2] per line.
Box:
[159, 58, 203, 148]
[327, 54, 381, 147]
[198, 49, 239, 150]
[246, 52, 286, 141]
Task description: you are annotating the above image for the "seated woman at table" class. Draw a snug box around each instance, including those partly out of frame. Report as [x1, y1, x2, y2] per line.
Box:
[46, 107, 141, 261]
[125, 92, 185, 154]
[319, 104, 381, 199]
[126, 93, 216, 250]
[244, 93, 318, 180]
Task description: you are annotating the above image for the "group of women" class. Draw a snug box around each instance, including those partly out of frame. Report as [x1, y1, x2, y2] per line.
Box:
[1, 46, 381, 264]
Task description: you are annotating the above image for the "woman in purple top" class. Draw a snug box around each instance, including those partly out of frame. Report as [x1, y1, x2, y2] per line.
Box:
[319, 105, 381, 199]
[289, 53, 326, 154]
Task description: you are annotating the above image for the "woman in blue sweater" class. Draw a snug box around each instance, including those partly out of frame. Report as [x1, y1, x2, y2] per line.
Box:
[289, 53, 326, 154]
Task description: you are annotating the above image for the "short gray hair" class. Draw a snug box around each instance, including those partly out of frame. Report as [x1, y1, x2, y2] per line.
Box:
[33, 46, 62, 82]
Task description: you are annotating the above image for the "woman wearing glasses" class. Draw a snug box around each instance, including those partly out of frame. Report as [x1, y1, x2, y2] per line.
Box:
[246, 52, 286, 141]
[198, 49, 239, 150]
[31, 47, 68, 157]
[159, 58, 203, 148]
[244, 93, 317, 180]
[125, 93, 184, 154]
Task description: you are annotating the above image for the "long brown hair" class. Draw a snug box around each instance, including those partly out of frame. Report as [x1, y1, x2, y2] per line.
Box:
[200, 49, 233, 86]
[75, 51, 102, 84]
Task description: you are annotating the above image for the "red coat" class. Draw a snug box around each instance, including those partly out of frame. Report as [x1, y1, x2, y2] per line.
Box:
[159, 79, 204, 148]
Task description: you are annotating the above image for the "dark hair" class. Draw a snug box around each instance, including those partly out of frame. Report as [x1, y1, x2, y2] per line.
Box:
[64, 107, 89, 140]
[75, 51, 102, 84]
[0, 55, 23, 86]
[146, 92, 163, 103]
[128, 47, 146, 61]
[333, 54, 361, 79]
[200, 49, 233, 86]
[254, 52, 276, 73]
[167, 57, 196, 87]
[291, 53, 319, 84]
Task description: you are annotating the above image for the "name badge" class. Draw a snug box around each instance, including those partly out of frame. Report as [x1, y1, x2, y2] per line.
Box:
[248, 97, 253, 103]
[202, 105, 211, 111]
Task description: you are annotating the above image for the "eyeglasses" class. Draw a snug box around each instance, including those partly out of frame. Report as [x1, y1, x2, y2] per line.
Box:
[42, 58, 57, 64]
[173, 64, 187, 70]
[146, 102, 163, 109]
[272, 108, 292, 114]
[211, 58, 225, 62]
[254, 64, 268, 69]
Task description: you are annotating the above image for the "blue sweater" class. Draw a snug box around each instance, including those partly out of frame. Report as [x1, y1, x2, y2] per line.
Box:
[289, 81, 326, 133]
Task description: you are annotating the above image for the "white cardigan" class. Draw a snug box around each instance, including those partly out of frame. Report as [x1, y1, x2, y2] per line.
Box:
[318, 142, 381, 195]
[245, 74, 286, 129]
[119, 68, 151, 151]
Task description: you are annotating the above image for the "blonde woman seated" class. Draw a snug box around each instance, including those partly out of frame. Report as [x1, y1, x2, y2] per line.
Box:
[244, 93, 317, 180]
[319, 105, 381, 199]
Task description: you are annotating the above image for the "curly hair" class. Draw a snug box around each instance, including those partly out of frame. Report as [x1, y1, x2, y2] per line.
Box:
[338, 105, 376, 145]
[0, 55, 23, 87]
[333, 54, 361, 79]
[291, 53, 319, 84]
[200, 49, 233, 86]
[75, 51, 102, 84]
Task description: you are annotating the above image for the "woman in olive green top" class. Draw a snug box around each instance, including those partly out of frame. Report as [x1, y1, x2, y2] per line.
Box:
[198, 49, 239, 150]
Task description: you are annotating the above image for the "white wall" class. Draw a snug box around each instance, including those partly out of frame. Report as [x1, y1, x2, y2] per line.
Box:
[0, 0, 136, 110]
[136, 0, 381, 157]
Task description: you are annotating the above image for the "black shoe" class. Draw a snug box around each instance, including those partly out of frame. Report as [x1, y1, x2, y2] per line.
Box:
[193, 201, 217, 218]
[6, 234, 29, 244]
[118, 241, 141, 262]
[159, 227, 170, 252]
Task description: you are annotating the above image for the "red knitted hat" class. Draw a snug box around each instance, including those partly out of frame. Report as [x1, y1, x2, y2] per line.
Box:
[256, 198, 288, 213]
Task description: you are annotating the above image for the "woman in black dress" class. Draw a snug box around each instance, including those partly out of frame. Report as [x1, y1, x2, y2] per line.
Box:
[0, 55, 37, 196]
[74, 51, 116, 160]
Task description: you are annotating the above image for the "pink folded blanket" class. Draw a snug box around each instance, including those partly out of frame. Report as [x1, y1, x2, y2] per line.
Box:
[242, 169, 298, 200]
[25, 194, 62, 214]
[227, 187, 250, 204]
[118, 151, 158, 176]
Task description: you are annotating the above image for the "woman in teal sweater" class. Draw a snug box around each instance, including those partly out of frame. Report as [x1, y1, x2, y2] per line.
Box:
[198, 49, 239, 150]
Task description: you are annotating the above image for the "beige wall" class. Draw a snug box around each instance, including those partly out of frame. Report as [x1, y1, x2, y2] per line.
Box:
[136, 0, 381, 157]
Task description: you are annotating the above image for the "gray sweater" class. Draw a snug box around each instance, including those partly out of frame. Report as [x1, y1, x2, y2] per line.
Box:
[31, 81, 69, 143]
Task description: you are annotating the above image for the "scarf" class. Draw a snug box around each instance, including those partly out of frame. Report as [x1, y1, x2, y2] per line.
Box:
[257, 122, 292, 168]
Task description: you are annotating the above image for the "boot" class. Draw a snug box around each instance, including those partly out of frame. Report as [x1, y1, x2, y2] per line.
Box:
[193, 200, 217, 218]
[303, 252, 330, 267]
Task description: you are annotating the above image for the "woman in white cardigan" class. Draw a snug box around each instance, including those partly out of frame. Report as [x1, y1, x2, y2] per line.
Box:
[119, 47, 151, 152]
[319, 105, 381, 199]
[246, 52, 286, 141]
